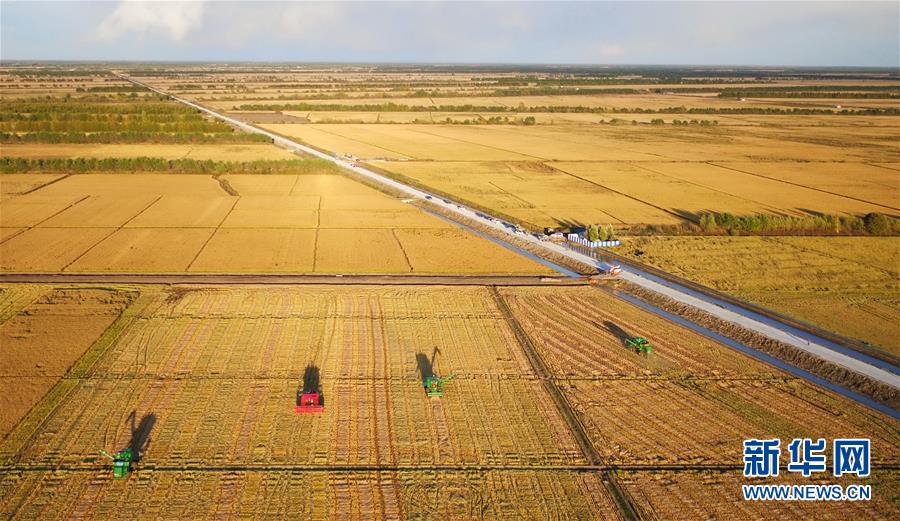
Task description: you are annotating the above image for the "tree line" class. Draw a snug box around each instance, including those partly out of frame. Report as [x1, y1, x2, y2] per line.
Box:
[0, 157, 338, 175]
[236, 101, 900, 116]
[0, 131, 270, 144]
[632, 212, 899, 237]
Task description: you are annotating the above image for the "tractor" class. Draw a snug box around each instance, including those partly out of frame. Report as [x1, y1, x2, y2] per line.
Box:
[625, 336, 653, 355]
[99, 447, 133, 479]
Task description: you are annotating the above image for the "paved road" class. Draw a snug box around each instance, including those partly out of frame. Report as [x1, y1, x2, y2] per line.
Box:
[119, 74, 900, 391]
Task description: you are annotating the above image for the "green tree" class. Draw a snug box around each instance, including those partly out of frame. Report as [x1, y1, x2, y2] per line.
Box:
[587, 224, 600, 242]
[605, 224, 617, 241]
[864, 212, 891, 235]
[598, 225, 609, 241]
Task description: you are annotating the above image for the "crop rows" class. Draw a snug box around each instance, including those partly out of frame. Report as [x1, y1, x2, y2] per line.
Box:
[2, 284, 897, 519]
[620, 470, 899, 520]
[0, 469, 622, 519]
[499, 286, 775, 377]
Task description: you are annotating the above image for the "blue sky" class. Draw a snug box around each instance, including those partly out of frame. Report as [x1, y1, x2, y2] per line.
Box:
[2, 1, 898, 66]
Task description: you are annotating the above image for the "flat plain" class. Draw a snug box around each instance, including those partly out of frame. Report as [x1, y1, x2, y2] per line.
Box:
[1, 284, 896, 519]
[1, 65, 898, 520]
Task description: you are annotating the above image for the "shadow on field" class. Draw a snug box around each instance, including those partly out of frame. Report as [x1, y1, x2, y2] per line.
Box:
[127, 410, 156, 462]
[416, 349, 437, 381]
[300, 365, 324, 405]
[602, 320, 632, 343]
[671, 208, 702, 224]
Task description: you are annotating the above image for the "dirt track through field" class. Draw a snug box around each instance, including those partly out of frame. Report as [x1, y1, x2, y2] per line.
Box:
[489, 287, 642, 520]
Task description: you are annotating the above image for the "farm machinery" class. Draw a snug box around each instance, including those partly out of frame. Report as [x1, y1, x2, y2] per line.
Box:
[424, 373, 457, 398]
[625, 337, 653, 354]
[296, 365, 325, 413]
[296, 392, 324, 413]
[421, 347, 456, 398]
[98, 447, 133, 479]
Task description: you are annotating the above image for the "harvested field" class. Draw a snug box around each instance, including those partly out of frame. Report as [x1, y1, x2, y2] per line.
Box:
[499, 286, 776, 378]
[620, 470, 899, 520]
[0, 287, 132, 436]
[617, 236, 900, 355]
[566, 379, 900, 465]
[0, 284, 895, 519]
[0, 470, 619, 519]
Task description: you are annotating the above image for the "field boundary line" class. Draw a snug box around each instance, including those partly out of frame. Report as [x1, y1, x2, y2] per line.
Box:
[185, 196, 239, 272]
[0, 194, 90, 246]
[390, 229, 413, 272]
[628, 162, 787, 215]
[59, 195, 163, 272]
[489, 287, 643, 521]
[707, 162, 900, 212]
[0, 273, 585, 285]
[404, 127, 548, 161]
[304, 124, 413, 160]
[19, 173, 72, 196]
[550, 163, 688, 224]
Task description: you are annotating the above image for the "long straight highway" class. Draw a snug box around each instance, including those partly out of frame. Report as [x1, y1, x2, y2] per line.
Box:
[118, 73, 899, 395]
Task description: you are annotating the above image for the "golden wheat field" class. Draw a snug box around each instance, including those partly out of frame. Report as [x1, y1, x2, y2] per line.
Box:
[0, 172, 552, 275]
[0, 284, 896, 519]
[253, 121, 899, 229]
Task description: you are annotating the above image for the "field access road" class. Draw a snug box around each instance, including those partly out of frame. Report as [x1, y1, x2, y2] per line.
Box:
[0, 273, 580, 286]
[119, 74, 900, 393]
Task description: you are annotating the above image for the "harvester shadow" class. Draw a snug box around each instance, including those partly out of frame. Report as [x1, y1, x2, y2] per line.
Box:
[415, 352, 434, 381]
[300, 365, 324, 406]
[601, 320, 631, 344]
[127, 411, 156, 463]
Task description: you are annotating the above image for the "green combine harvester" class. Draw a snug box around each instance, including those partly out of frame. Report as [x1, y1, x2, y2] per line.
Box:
[99, 448, 133, 479]
[625, 337, 653, 355]
[424, 373, 457, 398]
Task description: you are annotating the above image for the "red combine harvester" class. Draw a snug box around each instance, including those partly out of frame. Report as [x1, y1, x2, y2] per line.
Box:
[296, 392, 324, 413]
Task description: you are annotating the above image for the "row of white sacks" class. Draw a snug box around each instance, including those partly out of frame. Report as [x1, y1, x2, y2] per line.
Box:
[567, 233, 621, 248]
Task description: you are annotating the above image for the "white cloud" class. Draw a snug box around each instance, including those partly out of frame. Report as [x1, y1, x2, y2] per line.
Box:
[96, 0, 206, 42]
